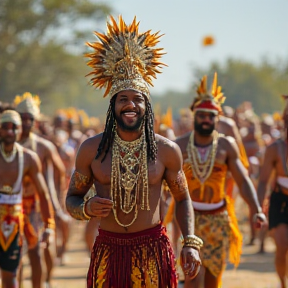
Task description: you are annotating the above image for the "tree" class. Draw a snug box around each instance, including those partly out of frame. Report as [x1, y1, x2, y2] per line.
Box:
[0, 0, 111, 114]
[192, 58, 288, 114]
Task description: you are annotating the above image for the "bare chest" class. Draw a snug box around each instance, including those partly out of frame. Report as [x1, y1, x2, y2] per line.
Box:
[0, 158, 20, 187]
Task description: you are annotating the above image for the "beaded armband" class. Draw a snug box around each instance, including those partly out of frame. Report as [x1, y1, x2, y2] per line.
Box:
[182, 235, 203, 251]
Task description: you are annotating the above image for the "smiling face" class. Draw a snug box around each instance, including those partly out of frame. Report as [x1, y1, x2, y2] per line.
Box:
[114, 90, 146, 132]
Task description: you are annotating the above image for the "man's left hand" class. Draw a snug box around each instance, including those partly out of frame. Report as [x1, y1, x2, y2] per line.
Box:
[180, 246, 201, 279]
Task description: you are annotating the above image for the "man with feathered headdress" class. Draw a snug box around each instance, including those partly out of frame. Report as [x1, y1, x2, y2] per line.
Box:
[66, 15, 201, 287]
[257, 95, 288, 288]
[176, 73, 266, 288]
[14, 92, 69, 288]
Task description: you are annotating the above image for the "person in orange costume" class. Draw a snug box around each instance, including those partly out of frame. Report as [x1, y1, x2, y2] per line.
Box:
[176, 73, 266, 288]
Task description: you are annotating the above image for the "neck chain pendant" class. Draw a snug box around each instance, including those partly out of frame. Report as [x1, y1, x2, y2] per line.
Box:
[111, 127, 149, 227]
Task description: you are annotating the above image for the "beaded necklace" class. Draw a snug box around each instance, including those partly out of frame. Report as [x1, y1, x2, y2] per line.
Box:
[0, 143, 17, 163]
[187, 131, 219, 198]
[111, 127, 149, 227]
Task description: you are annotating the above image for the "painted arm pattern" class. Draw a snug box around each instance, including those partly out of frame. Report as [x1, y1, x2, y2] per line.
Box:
[66, 171, 93, 220]
[166, 170, 190, 202]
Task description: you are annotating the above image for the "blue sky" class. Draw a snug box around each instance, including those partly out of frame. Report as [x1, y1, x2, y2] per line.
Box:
[103, 0, 288, 95]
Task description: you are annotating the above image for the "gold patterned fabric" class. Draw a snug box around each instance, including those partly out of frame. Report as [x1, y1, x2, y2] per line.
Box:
[183, 161, 242, 273]
[195, 210, 229, 280]
[87, 224, 177, 288]
[0, 204, 23, 251]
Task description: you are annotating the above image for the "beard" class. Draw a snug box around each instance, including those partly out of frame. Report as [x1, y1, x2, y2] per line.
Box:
[114, 112, 145, 132]
[194, 120, 215, 136]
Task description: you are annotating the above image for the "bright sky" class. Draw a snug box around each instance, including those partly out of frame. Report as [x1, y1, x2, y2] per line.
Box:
[103, 0, 288, 95]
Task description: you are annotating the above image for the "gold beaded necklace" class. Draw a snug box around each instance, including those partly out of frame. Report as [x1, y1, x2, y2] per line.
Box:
[187, 131, 219, 198]
[111, 126, 149, 227]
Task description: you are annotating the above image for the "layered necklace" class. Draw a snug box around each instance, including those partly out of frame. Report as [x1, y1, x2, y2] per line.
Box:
[111, 127, 149, 227]
[0, 142, 17, 163]
[187, 131, 219, 194]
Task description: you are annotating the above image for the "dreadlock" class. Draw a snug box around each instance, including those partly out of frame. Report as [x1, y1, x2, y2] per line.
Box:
[95, 94, 157, 162]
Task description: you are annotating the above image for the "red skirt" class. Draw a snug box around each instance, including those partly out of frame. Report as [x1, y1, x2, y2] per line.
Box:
[87, 224, 177, 288]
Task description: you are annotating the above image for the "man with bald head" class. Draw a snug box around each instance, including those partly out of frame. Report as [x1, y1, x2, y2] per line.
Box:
[0, 110, 54, 288]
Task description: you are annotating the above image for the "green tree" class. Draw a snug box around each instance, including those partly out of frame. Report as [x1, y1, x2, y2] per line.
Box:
[192, 58, 288, 114]
[0, 0, 111, 114]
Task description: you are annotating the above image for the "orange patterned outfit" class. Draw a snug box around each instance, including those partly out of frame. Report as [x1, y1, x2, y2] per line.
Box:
[183, 160, 242, 280]
[87, 224, 177, 288]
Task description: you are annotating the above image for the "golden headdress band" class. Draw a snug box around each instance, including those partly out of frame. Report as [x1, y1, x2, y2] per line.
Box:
[191, 72, 226, 115]
[85, 15, 167, 98]
[14, 92, 41, 118]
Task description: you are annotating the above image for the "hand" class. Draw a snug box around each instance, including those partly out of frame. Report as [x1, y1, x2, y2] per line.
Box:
[180, 246, 201, 279]
[85, 196, 113, 218]
[253, 211, 267, 229]
[40, 228, 55, 249]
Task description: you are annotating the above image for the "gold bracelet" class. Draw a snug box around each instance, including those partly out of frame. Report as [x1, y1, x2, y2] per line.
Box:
[182, 235, 203, 251]
[82, 198, 92, 220]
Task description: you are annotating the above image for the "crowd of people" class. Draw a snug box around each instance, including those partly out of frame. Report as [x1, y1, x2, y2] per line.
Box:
[0, 15, 287, 288]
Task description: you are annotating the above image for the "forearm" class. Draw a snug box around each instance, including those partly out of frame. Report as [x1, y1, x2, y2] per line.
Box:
[66, 194, 90, 220]
[257, 180, 268, 208]
[65, 170, 93, 220]
[239, 178, 261, 214]
[175, 198, 194, 237]
[38, 190, 54, 226]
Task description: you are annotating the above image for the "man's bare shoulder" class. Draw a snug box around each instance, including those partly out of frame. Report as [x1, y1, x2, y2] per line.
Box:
[77, 133, 103, 155]
[34, 133, 56, 151]
[22, 146, 40, 165]
[156, 133, 178, 150]
[155, 134, 182, 167]
[175, 132, 191, 152]
[219, 115, 236, 127]
[218, 134, 238, 151]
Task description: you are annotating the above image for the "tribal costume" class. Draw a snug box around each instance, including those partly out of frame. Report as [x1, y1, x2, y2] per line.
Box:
[14, 93, 43, 249]
[0, 111, 24, 272]
[185, 74, 242, 282]
[83, 15, 178, 287]
[87, 224, 176, 288]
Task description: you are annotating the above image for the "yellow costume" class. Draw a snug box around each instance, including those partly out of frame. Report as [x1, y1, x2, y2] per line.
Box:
[186, 74, 242, 283]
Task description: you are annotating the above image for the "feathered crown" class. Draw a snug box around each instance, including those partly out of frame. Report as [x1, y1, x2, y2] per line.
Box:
[191, 72, 226, 114]
[85, 15, 166, 98]
[14, 92, 41, 118]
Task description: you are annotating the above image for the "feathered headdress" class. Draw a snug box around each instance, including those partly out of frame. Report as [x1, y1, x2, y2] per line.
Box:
[14, 92, 41, 118]
[191, 72, 226, 114]
[85, 15, 166, 98]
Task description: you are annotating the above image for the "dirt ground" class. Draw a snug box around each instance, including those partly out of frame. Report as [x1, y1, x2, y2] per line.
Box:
[21, 197, 280, 288]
